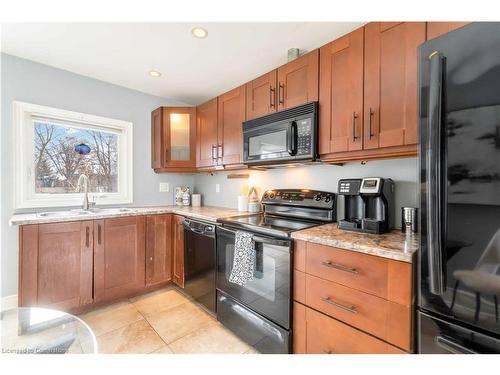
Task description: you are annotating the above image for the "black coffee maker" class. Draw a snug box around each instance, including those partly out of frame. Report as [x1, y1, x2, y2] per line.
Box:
[337, 177, 394, 234]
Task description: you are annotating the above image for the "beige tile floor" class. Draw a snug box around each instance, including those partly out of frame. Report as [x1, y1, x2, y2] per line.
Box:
[79, 287, 259, 354]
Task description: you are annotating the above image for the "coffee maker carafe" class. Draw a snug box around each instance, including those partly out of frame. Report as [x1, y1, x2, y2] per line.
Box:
[338, 177, 394, 234]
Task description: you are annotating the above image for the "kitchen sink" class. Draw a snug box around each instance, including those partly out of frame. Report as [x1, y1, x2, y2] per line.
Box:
[37, 211, 90, 217]
[86, 207, 134, 214]
[37, 207, 134, 217]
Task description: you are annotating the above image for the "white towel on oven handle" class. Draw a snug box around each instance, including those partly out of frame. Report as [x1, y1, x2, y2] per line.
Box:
[229, 231, 255, 286]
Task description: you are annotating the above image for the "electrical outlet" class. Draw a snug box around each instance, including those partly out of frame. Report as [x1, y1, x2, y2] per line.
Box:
[159, 182, 169, 192]
[215, 183, 221, 193]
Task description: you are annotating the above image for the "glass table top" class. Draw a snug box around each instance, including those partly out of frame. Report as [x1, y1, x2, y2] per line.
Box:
[1, 307, 97, 354]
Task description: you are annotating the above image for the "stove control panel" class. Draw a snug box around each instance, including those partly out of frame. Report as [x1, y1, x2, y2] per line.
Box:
[261, 189, 336, 209]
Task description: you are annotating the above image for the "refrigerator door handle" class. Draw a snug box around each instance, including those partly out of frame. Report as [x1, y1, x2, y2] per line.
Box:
[436, 336, 478, 354]
[426, 51, 446, 296]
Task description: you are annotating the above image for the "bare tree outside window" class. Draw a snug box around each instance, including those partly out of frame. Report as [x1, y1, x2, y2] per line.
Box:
[33, 120, 119, 194]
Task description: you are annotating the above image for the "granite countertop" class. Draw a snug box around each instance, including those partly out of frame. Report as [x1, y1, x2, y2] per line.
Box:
[291, 223, 418, 263]
[9, 206, 255, 226]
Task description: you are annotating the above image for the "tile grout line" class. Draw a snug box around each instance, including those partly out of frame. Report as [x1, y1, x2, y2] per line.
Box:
[129, 290, 204, 353]
[128, 295, 173, 353]
[80, 303, 145, 339]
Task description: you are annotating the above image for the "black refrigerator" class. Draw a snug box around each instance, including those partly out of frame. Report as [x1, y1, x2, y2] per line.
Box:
[419, 22, 500, 353]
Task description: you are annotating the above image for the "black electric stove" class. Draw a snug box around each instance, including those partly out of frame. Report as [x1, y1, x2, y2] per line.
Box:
[217, 188, 336, 238]
[215, 189, 336, 354]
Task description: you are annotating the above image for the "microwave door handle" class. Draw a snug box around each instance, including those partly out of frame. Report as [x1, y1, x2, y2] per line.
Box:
[287, 121, 297, 156]
[427, 51, 446, 296]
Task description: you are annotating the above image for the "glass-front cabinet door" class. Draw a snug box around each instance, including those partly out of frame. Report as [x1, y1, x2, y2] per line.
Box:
[151, 106, 196, 170]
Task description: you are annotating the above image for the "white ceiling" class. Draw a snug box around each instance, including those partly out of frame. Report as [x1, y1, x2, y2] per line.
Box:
[1, 22, 364, 105]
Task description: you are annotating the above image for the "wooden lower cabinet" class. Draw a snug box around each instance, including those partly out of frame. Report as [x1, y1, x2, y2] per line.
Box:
[19, 214, 181, 313]
[293, 240, 413, 353]
[295, 303, 405, 354]
[293, 302, 307, 354]
[304, 241, 412, 305]
[93, 216, 146, 303]
[172, 215, 185, 287]
[305, 274, 411, 350]
[19, 221, 94, 311]
[145, 214, 173, 286]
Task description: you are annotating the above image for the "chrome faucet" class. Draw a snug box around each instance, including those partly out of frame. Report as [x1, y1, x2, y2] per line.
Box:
[76, 174, 90, 210]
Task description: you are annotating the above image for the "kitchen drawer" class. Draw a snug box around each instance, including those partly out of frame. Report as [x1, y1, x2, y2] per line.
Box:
[305, 274, 411, 351]
[305, 242, 411, 304]
[305, 307, 402, 354]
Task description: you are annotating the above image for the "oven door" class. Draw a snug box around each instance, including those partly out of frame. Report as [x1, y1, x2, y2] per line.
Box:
[243, 120, 297, 164]
[216, 226, 292, 329]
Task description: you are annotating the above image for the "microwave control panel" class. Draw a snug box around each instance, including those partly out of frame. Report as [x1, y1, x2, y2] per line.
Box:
[296, 118, 312, 155]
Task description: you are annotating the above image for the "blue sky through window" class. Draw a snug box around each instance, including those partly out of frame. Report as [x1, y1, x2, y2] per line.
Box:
[34, 120, 118, 194]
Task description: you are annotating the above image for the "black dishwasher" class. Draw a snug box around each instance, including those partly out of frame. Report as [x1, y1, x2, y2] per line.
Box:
[183, 218, 216, 314]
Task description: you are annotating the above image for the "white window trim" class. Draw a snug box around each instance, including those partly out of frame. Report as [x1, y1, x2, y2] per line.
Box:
[13, 101, 133, 209]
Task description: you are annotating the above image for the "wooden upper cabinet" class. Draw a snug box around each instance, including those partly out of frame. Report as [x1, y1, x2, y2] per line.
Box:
[364, 22, 425, 149]
[196, 98, 219, 168]
[151, 106, 197, 171]
[427, 22, 470, 40]
[93, 216, 146, 302]
[172, 215, 185, 288]
[319, 28, 364, 155]
[217, 85, 246, 166]
[246, 70, 277, 120]
[19, 222, 94, 311]
[145, 214, 172, 287]
[277, 49, 319, 111]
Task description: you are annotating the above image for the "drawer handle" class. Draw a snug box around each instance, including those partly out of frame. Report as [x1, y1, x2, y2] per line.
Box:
[321, 296, 358, 314]
[321, 261, 358, 274]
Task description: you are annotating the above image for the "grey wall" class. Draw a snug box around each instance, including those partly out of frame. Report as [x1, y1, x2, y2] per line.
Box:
[1, 53, 195, 298]
[0, 53, 419, 299]
[193, 158, 418, 226]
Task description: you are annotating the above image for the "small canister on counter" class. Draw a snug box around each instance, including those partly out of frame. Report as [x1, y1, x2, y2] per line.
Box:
[191, 194, 201, 207]
[401, 207, 418, 233]
[182, 191, 191, 206]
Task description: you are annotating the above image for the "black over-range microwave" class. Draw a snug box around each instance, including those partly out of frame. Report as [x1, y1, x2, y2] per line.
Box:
[243, 102, 318, 166]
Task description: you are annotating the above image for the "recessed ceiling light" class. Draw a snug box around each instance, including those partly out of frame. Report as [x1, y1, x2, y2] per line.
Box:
[191, 27, 208, 39]
[149, 70, 162, 77]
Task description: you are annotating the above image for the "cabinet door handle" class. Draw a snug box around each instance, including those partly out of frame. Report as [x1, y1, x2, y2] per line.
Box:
[270, 86, 276, 108]
[352, 112, 358, 142]
[368, 108, 374, 139]
[165, 148, 169, 164]
[278, 83, 284, 105]
[217, 144, 223, 161]
[211, 144, 217, 162]
[321, 296, 358, 314]
[85, 226, 89, 247]
[321, 260, 358, 274]
[98, 224, 102, 245]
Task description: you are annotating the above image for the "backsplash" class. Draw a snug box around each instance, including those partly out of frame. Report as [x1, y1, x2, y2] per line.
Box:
[193, 158, 418, 228]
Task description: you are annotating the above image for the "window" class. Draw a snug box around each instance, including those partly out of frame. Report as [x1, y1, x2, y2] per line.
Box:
[14, 101, 133, 208]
